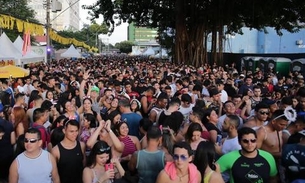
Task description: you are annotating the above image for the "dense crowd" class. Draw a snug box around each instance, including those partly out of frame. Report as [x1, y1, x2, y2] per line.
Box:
[0, 55, 305, 183]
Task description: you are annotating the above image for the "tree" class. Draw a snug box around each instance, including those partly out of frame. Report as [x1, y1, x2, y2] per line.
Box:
[83, 0, 305, 66]
[0, 0, 39, 41]
[115, 41, 134, 53]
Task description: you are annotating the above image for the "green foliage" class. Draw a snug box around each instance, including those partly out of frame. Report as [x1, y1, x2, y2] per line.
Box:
[115, 41, 135, 53]
[83, 0, 305, 65]
[0, 0, 38, 41]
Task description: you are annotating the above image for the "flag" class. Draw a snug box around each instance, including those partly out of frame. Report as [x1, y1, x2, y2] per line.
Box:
[22, 30, 31, 56]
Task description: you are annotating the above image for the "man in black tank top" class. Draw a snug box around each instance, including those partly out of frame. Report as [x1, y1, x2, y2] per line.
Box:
[51, 120, 86, 183]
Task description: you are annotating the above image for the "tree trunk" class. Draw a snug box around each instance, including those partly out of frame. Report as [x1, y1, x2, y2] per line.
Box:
[188, 24, 206, 67]
[174, 0, 188, 65]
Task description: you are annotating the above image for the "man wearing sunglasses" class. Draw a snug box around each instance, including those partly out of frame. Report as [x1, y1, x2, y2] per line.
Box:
[156, 142, 201, 183]
[217, 127, 278, 183]
[243, 102, 270, 130]
[9, 128, 60, 183]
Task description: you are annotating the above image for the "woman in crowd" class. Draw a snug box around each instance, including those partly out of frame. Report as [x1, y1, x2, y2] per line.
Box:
[79, 98, 102, 125]
[46, 90, 55, 103]
[51, 115, 67, 131]
[185, 123, 206, 153]
[130, 99, 142, 116]
[11, 106, 28, 139]
[63, 100, 80, 122]
[83, 141, 125, 183]
[106, 98, 119, 116]
[115, 121, 140, 165]
[27, 90, 40, 109]
[80, 113, 96, 144]
[159, 127, 175, 162]
[193, 141, 224, 183]
[86, 120, 124, 159]
[202, 109, 221, 143]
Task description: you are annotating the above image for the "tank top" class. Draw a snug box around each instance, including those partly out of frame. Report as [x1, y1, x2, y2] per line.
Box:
[17, 150, 52, 183]
[91, 169, 111, 183]
[119, 136, 137, 158]
[203, 170, 214, 183]
[149, 107, 164, 124]
[57, 141, 83, 183]
[136, 149, 165, 183]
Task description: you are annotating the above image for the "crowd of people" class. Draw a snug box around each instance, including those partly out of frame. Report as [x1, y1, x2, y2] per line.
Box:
[0, 55, 305, 183]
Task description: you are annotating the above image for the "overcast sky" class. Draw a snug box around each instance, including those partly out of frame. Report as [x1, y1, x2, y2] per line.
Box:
[79, 0, 128, 45]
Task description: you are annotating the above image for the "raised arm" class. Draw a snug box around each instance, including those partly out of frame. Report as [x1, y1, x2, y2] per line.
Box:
[80, 70, 90, 99]
[104, 120, 124, 153]
[86, 120, 104, 149]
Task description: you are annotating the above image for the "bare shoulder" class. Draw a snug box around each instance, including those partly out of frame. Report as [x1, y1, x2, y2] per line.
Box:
[156, 170, 170, 183]
[51, 145, 60, 160]
[209, 171, 224, 183]
[196, 170, 202, 183]
[130, 135, 139, 143]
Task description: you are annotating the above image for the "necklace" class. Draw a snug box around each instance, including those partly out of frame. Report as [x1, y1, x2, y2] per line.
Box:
[177, 173, 189, 182]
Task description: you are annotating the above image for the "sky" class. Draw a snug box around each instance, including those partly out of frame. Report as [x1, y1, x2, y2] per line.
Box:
[79, 0, 128, 45]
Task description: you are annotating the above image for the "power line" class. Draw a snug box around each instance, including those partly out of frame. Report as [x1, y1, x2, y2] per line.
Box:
[51, 0, 80, 22]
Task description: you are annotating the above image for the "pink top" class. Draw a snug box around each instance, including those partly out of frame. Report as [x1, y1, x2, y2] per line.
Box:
[119, 136, 137, 158]
[164, 162, 199, 183]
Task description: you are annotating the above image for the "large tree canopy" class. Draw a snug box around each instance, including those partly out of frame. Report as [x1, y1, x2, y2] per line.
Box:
[84, 0, 305, 66]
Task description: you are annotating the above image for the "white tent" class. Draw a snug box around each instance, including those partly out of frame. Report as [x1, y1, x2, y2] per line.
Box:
[142, 47, 155, 56]
[130, 50, 142, 56]
[13, 36, 44, 64]
[0, 32, 43, 65]
[154, 49, 168, 58]
[60, 45, 81, 58]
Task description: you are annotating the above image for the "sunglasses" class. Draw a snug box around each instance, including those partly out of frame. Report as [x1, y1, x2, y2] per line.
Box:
[259, 111, 270, 115]
[173, 154, 188, 161]
[24, 138, 40, 143]
[97, 147, 111, 154]
[242, 139, 257, 143]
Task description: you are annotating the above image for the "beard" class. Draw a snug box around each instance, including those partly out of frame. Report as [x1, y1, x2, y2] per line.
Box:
[241, 145, 257, 154]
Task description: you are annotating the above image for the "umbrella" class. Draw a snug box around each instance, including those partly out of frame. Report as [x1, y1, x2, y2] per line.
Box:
[0, 65, 30, 78]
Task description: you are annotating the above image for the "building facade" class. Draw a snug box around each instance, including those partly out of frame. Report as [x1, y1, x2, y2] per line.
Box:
[128, 23, 158, 43]
[27, 0, 80, 31]
[218, 27, 305, 54]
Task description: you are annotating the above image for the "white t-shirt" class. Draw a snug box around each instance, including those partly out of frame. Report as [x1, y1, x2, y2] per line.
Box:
[179, 104, 195, 123]
[221, 136, 241, 154]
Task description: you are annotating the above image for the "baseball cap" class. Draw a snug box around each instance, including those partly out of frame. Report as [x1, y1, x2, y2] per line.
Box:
[91, 86, 100, 93]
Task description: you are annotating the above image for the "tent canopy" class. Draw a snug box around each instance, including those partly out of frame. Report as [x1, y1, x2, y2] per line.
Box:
[142, 47, 155, 56]
[13, 36, 44, 64]
[0, 32, 43, 65]
[60, 45, 81, 58]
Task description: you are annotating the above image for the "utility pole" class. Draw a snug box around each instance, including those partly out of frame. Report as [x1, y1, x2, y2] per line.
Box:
[46, 0, 51, 64]
[45, 0, 62, 64]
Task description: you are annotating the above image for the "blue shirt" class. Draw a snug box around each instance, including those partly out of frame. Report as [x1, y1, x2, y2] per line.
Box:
[121, 112, 142, 139]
